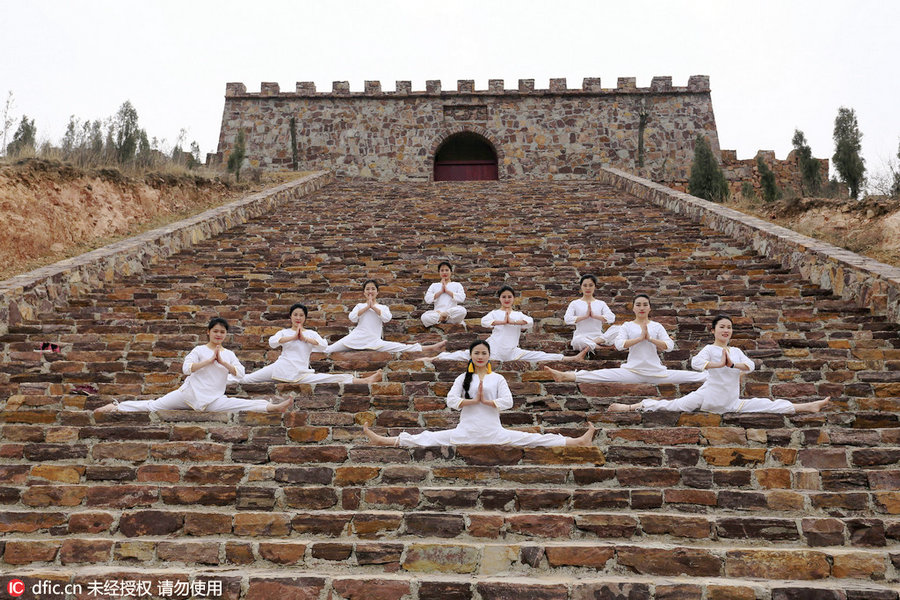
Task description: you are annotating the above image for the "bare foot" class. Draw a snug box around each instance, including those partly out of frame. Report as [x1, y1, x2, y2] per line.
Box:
[543, 366, 576, 382]
[94, 403, 118, 414]
[363, 425, 399, 446]
[439, 312, 448, 323]
[267, 398, 292, 413]
[420, 340, 447, 355]
[355, 369, 383, 384]
[608, 402, 640, 413]
[562, 347, 590, 362]
[566, 422, 596, 447]
[794, 396, 831, 414]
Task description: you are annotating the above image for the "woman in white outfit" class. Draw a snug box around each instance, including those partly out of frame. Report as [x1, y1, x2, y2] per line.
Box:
[325, 280, 446, 355]
[546, 293, 706, 385]
[609, 315, 831, 414]
[95, 318, 291, 413]
[421, 261, 467, 327]
[429, 286, 588, 362]
[240, 303, 381, 385]
[564, 274, 617, 351]
[364, 339, 595, 447]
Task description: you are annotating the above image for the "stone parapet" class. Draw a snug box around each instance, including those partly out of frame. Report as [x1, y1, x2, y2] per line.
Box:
[600, 167, 900, 324]
[0, 172, 334, 335]
[227, 76, 711, 97]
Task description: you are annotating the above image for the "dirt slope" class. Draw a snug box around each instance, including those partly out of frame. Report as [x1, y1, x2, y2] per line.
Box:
[0, 159, 264, 280]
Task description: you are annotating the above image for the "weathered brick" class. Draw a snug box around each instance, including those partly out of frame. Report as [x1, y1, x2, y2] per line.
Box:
[234, 513, 291, 536]
[639, 514, 710, 539]
[157, 541, 220, 564]
[575, 514, 639, 538]
[184, 512, 232, 535]
[725, 549, 830, 579]
[616, 546, 721, 576]
[545, 545, 614, 568]
[332, 578, 411, 600]
[59, 538, 113, 564]
[118, 510, 184, 536]
[308, 541, 352, 561]
[405, 513, 466, 538]
[353, 513, 403, 538]
[3, 540, 60, 564]
[259, 541, 307, 564]
[477, 582, 568, 600]
[246, 577, 326, 600]
[0, 511, 67, 533]
[506, 514, 573, 537]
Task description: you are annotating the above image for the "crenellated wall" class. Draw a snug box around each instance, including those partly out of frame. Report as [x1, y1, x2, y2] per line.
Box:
[214, 76, 720, 181]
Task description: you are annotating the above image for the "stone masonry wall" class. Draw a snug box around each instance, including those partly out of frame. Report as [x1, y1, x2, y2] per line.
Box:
[214, 77, 720, 182]
[0, 172, 333, 336]
[600, 167, 900, 324]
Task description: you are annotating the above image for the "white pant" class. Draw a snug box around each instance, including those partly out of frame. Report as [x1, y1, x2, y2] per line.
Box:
[421, 306, 468, 327]
[397, 429, 566, 448]
[575, 367, 707, 385]
[572, 325, 621, 351]
[325, 339, 422, 354]
[242, 363, 354, 385]
[435, 348, 564, 362]
[114, 388, 271, 413]
[640, 394, 796, 414]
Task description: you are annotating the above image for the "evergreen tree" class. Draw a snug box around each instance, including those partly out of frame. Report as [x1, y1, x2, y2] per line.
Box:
[114, 101, 140, 164]
[6, 115, 36, 156]
[227, 130, 246, 182]
[756, 155, 780, 202]
[892, 140, 900, 196]
[791, 129, 820, 196]
[688, 136, 729, 202]
[832, 107, 865, 199]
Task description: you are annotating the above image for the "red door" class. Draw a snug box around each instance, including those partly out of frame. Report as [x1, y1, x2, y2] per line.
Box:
[434, 160, 499, 181]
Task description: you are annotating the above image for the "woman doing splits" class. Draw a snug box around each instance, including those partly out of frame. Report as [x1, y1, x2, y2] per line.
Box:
[421, 261, 467, 327]
[546, 293, 706, 385]
[364, 339, 595, 447]
[609, 315, 830, 414]
[565, 274, 617, 351]
[95, 318, 291, 413]
[325, 280, 446, 355]
[429, 286, 588, 362]
[240, 303, 381, 385]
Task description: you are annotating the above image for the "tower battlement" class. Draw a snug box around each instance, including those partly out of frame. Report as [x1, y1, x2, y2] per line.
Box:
[224, 76, 711, 98]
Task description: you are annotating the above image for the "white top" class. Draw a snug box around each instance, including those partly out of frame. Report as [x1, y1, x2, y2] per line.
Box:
[690, 344, 756, 412]
[564, 299, 615, 338]
[446, 371, 514, 438]
[179, 345, 245, 410]
[425, 281, 466, 312]
[337, 302, 393, 349]
[613, 320, 675, 376]
[265, 328, 328, 382]
[482, 309, 533, 358]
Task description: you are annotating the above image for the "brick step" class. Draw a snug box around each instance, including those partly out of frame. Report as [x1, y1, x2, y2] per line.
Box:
[2, 508, 897, 547]
[5, 483, 899, 515]
[7, 406, 900, 433]
[4, 570, 898, 600]
[2, 537, 896, 582]
[4, 457, 900, 494]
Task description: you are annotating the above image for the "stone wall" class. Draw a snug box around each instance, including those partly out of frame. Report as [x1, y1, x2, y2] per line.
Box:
[721, 149, 830, 198]
[0, 172, 333, 336]
[599, 167, 900, 324]
[214, 76, 720, 182]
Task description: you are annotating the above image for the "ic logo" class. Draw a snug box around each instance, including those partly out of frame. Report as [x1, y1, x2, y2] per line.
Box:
[7, 579, 25, 597]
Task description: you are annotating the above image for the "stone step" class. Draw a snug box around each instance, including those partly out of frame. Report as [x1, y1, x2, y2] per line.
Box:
[2, 537, 897, 583]
[6, 569, 899, 600]
[3, 457, 900, 494]
[6, 407, 900, 434]
[4, 482, 898, 516]
[1, 508, 897, 547]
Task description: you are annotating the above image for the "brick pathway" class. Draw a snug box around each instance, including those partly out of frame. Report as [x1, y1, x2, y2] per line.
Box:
[1, 180, 899, 599]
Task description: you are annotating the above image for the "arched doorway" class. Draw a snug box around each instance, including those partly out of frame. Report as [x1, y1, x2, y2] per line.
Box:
[433, 132, 499, 181]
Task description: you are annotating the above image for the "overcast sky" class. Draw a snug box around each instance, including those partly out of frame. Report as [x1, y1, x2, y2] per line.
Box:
[2, 0, 898, 183]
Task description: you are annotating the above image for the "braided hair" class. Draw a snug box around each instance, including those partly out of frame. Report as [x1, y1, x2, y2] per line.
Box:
[462, 339, 491, 399]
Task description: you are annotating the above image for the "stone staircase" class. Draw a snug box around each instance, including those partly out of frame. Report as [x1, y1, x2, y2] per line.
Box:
[1, 180, 899, 599]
